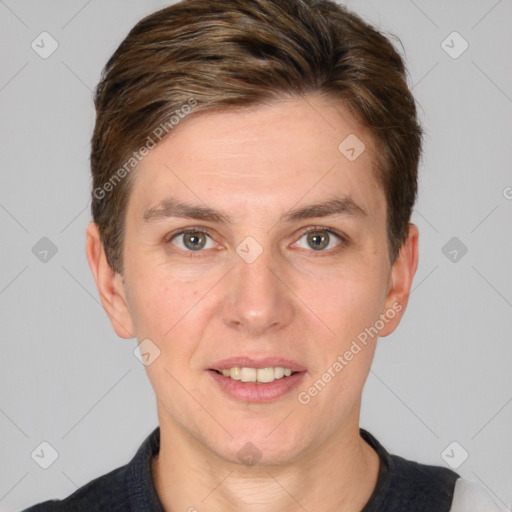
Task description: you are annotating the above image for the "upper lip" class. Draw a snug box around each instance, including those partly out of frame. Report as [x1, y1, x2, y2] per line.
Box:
[209, 357, 306, 372]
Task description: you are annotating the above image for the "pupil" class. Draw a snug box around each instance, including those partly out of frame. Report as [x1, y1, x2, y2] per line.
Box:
[309, 231, 328, 251]
[184, 232, 205, 250]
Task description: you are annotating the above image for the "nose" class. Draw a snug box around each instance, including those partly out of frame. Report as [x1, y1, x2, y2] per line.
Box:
[222, 243, 294, 336]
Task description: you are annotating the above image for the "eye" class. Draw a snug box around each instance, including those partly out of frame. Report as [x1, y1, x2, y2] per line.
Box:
[167, 228, 216, 254]
[294, 228, 345, 253]
[166, 226, 347, 258]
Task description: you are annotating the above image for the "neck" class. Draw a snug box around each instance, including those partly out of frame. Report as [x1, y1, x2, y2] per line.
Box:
[152, 411, 380, 512]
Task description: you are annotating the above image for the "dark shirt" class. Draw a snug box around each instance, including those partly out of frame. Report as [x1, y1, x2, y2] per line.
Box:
[22, 426, 460, 511]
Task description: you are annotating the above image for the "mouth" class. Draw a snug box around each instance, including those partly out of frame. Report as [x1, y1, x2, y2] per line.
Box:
[207, 366, 306, 402]
[209, 366, 301, 384]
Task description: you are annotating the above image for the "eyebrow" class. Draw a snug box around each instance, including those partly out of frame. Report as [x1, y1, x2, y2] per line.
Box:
[142, 195, 367, 225]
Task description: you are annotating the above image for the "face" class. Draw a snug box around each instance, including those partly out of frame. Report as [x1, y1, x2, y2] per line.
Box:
[87, 94, 417, 466]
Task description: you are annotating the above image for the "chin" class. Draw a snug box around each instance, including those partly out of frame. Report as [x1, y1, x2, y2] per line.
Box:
[216, 429, 306, 467]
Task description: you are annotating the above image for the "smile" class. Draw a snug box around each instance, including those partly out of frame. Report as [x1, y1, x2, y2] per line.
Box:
[208, 368, 306, 402]
[214, 366, 297, 383]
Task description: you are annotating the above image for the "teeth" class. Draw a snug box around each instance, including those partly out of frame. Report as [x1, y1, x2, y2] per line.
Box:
[229, 367, 241, 380]
[274, 367, 285, 379]
[256, 367, 274, 383]
[218, 367, 296, 383]
[240, 367, 256, 382]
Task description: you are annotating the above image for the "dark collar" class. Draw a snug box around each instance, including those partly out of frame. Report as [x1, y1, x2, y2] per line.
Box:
[123, 426, 457, 511]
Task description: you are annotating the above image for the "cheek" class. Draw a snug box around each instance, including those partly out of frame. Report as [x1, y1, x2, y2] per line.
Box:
[298, 263, 386, 345]
[126, 264, 203, 342]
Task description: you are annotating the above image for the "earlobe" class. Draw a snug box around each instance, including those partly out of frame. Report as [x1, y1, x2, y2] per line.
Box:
[378, 223, 419, 338]
[85, 222, 135, 339]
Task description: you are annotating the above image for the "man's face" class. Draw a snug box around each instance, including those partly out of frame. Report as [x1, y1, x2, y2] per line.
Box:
[101, 95, 412, 464]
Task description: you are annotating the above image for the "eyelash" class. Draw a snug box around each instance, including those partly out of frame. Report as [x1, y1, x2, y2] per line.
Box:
[164, 226, 349, 258]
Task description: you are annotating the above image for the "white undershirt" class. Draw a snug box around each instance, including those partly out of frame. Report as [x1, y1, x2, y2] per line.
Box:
[449, 478, 510, 512]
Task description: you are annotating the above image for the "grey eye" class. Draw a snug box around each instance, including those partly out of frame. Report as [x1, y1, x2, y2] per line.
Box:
[171, 231, 215, 251]
[295, 230, 342, 252]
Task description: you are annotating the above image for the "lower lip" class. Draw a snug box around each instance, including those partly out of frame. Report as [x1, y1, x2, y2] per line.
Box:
[207, 370, 306, 402]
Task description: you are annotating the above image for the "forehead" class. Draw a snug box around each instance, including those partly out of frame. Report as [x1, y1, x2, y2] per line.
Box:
[128, 95, 385, 223]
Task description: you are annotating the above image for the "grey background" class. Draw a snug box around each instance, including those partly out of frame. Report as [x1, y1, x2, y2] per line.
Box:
[1, 0, 511, 510]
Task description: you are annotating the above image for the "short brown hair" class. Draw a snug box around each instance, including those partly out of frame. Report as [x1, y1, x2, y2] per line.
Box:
[91, 0, 423, 274]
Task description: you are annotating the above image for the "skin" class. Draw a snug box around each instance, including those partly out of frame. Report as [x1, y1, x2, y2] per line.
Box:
[86, 93, 419, 511]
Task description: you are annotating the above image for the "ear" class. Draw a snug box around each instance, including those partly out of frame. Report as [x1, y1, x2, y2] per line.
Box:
[378, 223, 419, 337]
[85, 221, 135, 339]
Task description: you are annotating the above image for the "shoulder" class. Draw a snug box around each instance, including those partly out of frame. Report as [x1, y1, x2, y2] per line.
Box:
[362, 427, 506, 512]
[449, 477, 509, 512]
[21, 426, 162, 512]
[387, 451, 460, 504]
[360, 429, 461, 511]
[21, 464, 130, 511]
